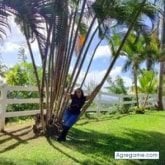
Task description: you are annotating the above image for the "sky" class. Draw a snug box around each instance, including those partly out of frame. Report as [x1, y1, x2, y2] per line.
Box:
[0, 16, 135, 90]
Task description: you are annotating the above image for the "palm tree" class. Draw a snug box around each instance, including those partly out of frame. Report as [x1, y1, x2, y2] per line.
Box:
[138, 69, 157, 108]
[157, 0, 165, 110]
[109, 32, 160, 107]
[144, 31, 161, 70]
[121, 34, 146, 107]
[0, 0, 158, 134]
[106, 76, 133, 114]
[106, 76, 127, 95]
[81, 0, 158, 113]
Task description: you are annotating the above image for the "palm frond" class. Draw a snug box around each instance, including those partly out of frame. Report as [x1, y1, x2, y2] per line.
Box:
[0, 3, 10, 40]
[93, 0, 158, 39]
[122, 59, 132, 73]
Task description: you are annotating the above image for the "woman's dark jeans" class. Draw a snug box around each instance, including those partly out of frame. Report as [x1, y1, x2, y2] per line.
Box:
[58, 110, 79, 141]
[62, 109, 79, 127]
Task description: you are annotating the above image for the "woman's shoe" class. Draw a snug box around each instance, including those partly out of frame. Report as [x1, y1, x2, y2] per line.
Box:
[57, 125, 70, 142]
[57, 136, 66, 142]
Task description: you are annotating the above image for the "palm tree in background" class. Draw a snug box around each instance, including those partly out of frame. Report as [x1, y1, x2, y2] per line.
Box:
[81, 0, 158, 114]
[0, 0, 159, 134]
[110, 32, 160, 107]
[138, 69, 157, 108]
[157, 0, 165, 110]
[106, 76, 127, 95]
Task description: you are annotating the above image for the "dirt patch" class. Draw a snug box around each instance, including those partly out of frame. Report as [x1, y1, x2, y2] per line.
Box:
[0, 121, 38, 153]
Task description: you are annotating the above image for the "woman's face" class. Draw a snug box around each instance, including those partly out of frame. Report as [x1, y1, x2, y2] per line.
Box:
[75, 89, 82, 98]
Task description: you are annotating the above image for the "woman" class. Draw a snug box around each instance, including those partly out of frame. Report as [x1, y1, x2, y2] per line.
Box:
[57, 88, 90, 141]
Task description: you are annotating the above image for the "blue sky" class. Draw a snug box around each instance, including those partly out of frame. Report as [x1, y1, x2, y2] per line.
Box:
[0, 16, 133, 88]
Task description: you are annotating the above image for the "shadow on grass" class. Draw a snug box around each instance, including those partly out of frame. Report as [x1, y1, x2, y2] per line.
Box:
[46, 137, 107, 165]
[46, 137, 82, 164]
[77, 113, 130, 126]
[0, 125, 37, 153]
[0, 129, 31, 145]
[58, 127, 165, 165]
[0, 126, 31, 138]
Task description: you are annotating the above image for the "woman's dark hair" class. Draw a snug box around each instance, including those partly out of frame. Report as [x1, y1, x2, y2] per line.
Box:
[73, 88, 84, 98]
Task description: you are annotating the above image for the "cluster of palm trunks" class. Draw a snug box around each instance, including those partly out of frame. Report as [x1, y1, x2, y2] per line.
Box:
[33, 114, 63, 137]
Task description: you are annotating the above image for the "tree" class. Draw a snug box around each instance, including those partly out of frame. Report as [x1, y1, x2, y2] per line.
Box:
[0, 0, 158, 134]
[5, 62, 42, 121]
[110, 30, 161, 108]
[144, 32, 161, 71]
[82, 0, 158, 115]
[110, 34, 146, 107]
[106, 76, 127, 95]
[157, 0, 165, 110]
[0, 55, 7, 77]
[5, 62, 42, 86]
[106, 76, 133, 113]
[138, 69, 157, 108]
[18, 47, 27, 63]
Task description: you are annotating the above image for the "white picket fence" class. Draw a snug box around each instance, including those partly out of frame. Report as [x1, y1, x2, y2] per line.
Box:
[0, 84, 162, 131]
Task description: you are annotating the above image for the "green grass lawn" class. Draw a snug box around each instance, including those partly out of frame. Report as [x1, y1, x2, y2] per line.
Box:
[0, 111, 165, 165]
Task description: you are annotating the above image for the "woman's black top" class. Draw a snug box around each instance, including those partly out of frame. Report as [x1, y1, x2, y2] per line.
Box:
[68, 94, 87, 115]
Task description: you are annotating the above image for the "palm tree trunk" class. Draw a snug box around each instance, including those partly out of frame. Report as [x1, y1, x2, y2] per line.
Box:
[158, 62, 164, 110]
[158, 1, 165, 110]
[143, 94, 149, 108]
[59, 17, 97, 119]
[23, 26, 46, 130]
[67, 0, 87, 62]
[67, 16, 97, 92]
[143, 73, 155, 108]
[70, 25, 99, 91]
[133, 66, 139, 108]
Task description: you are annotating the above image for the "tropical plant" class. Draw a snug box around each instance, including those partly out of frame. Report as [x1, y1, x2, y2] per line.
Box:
[17, 47, 27, 63]
[0, 0, 159, 135]
[0, 56, 7, 77]
[110, 30, 161, 108]
[5, 62, 42, 122]
[144, 32, 161, 70]
[106, 76, 127, 95]
[138, 69, 157, 108]
[5, 62, 42, 86]
[82, 0, 158, 114]
[110, 33, 146, 107]
[106, 76, 133, 114]
[157, 0, 165, 110]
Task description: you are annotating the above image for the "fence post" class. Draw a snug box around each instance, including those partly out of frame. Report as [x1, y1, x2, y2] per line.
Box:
[0, 84, 7, 131]
[119, 95, 123, 107]
[163, 96, 165, 109]
[96, 94, 101, 117]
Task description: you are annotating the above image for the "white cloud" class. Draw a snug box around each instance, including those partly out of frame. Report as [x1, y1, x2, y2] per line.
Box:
[22, 41, 39, 55]
[1, 42, 20, 53]
[0, 15, 41, 66]
[73, 66, 132, 92]
[110, 66, 122, 78]
[122, 76, 132, 87]
[93, 45, 111, 59]
[79, 69, 106, 85]
[5, 16, 24, 43]
[120, 55, 127, 60]
[75, 66, 119, 84]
